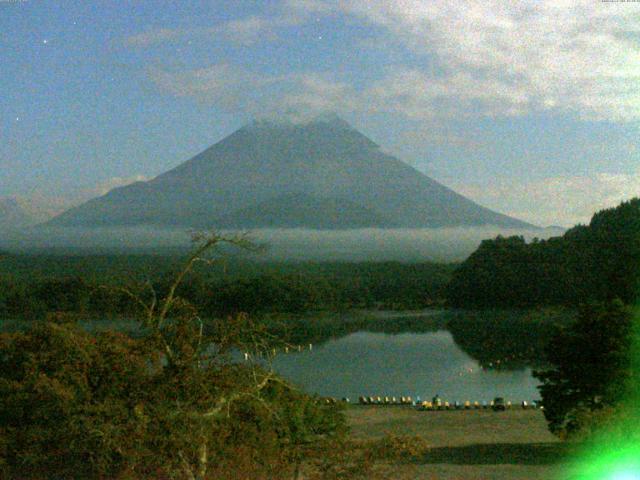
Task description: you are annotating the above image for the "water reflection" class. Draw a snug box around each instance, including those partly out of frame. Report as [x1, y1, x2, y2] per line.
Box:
[271, 330, 541, 402]
[267, 308, 571, 372]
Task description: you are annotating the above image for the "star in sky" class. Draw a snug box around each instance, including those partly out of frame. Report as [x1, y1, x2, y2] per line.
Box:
[2, 1, 639, 228]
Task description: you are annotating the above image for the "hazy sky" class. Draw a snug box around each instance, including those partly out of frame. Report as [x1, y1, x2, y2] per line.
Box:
[2, 0, 639, 226]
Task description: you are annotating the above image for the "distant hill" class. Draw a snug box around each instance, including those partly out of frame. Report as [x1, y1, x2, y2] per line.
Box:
[48, 115, 533, 230]
[0, 198, 35, 231]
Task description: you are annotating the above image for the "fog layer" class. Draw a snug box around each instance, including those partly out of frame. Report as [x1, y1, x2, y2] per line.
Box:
[0, 226, 563, 262]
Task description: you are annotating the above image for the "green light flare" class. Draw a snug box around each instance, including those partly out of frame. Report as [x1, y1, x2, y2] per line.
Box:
[609, 472, 640, 480]
[559, 310, 640, 479]
[563, 444, 640, 479]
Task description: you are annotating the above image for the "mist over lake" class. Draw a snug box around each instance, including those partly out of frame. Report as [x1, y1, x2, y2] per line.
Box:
[1, 225, 561, 262]
[3, 1, 638, 478]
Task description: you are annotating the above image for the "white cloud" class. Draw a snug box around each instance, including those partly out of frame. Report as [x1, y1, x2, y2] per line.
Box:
[398, 125, 484, 150]
[125, 28, 187, 48]
[450, 171, 640, 227]
[294, 0, 640, 121]
[221, 16, 279, 45]
[86, 175, 151, 197]
[128, 2, 640, 122]
[4, 226, 549, 261]
[362, 68, 533, 118]
[264, 74, 358, 120]
[147, 61, 536, 121]
[149, 64, 358, 120]
[125, 12, 307, 48]
[128, 0, 640, 228]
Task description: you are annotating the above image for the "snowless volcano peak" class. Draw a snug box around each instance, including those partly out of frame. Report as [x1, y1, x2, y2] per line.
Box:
[49, 118, 533, 230]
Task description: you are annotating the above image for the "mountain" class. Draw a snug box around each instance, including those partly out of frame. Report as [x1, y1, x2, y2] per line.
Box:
[0, 198, 36, 231]
[48, 116, 533, 229]
[215, 193, 394, 229]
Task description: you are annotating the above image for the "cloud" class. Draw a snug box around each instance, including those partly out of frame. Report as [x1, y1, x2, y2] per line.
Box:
[148, 64, 270, 110]
[85, 175, 151, 197]
[362, 68, 534, 119]
[125, 13, 307, 48]
[147, 61, 535, 122]
[221, 16, 279, 45]
[128, 2, 640, 122]
[14, 175, 151, 223]
[125, 28, 187, 48]
[293, 0, 640, 121]
[450, 171, 640, 227]
[398, 125, 485, 151]
[263, 74, 358, 121]
[3, 226, 550, 261]
[125, 0, 640, 228]
[149, 64, 358, 120]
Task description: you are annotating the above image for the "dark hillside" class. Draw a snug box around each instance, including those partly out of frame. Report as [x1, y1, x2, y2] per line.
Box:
[446, 198, 640, 307]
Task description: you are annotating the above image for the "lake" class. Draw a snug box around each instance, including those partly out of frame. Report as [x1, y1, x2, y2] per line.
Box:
[2, 308, 561, 404]
[271, 329, 541, 403]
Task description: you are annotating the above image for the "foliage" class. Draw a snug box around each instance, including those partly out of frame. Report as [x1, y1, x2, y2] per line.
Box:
[368, 434, 431, 461]
[0, 320, 158, 478]
[447, 308, 573, 370]
[0, 260, 454, 321]
[304, 437, 374, 480]
[534, 301, 634, 439]
[447, 198, 640, 307]
[0, 233, 346, 479]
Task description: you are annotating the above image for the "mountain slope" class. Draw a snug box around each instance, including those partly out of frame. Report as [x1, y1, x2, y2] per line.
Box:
[214, 193, 395, 229]
[49, 116, 533, 229]
[0, 198, 35, 231]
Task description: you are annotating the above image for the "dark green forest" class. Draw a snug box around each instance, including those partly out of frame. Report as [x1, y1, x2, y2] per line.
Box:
[0, 259, 454, 321]
[0, 235, 350, 479]
[534, 300, 636, 439]
[2, 200, 640, 461]
[447, 308, 574, 369]
[447, 198, 640, 308]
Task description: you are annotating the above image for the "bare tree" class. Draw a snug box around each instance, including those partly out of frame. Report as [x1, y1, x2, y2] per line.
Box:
[115, 231, 299, 480]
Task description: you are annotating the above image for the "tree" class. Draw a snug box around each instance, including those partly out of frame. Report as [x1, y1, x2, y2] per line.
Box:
[534, 300, 634, 438]
[0, 232, 344, 479]
[446, 198, 640, 308]
[0, 320, 159, 478]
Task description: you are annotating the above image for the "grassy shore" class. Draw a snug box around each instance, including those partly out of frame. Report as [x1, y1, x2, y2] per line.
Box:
[343, 406, 575, 480]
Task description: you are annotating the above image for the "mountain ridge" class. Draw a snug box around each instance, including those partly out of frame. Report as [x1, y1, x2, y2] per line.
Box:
[48, 116, 534, 230]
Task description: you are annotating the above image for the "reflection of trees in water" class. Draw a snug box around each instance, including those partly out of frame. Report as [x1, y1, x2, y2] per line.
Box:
[263, 311, 449, 348]
[5, 306, 573, 372]
[447, 309, 575, 371]
[262, 308, 575, 371]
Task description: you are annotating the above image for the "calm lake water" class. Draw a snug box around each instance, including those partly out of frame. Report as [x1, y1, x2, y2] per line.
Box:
[1, 309, 549, 404]
[271, 330, 541, 403]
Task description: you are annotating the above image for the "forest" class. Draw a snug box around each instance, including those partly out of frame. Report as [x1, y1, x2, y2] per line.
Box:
[0, 259, 454, 320]
[2, 201, 640, 478]
[446, 198, 640, 308]
[6, 199, 640, 314]
[0, 235, 354, 479]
